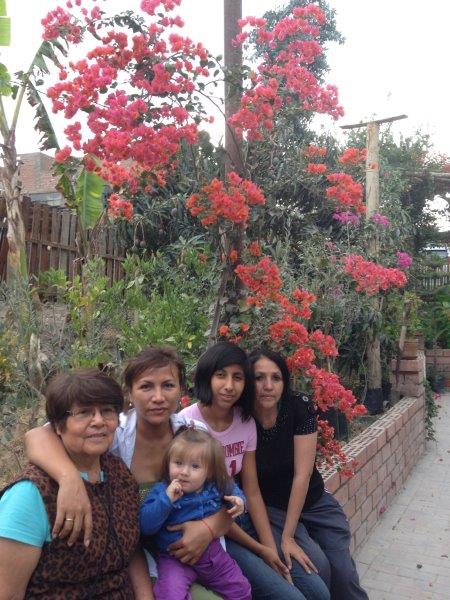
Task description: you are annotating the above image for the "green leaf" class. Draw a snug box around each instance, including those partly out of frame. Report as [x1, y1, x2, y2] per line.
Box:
[0, 61, 11, 95]
[76, 167, 107, 229]
[0, 16, 10, 46]
[26, 80, 60, 150]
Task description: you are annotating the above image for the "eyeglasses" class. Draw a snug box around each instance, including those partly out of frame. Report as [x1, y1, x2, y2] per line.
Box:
[66, 405, 118, 423]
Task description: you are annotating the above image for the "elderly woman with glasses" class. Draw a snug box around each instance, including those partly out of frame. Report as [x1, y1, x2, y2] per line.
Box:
[0, 369, 148, 599]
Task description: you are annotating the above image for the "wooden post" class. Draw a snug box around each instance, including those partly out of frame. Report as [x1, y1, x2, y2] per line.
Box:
[207, 1, 244, 348]
[224, 0, 244, 175]
[340, 114, 407, 414]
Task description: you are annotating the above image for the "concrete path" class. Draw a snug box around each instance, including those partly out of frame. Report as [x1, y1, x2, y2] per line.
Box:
[354, 392, 450, 599]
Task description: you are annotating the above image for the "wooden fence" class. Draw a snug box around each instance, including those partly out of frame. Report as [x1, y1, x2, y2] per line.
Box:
[0, 197, 124, 283]
[418, 263, 450, 291]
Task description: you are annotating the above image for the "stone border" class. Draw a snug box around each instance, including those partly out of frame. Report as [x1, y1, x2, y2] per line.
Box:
[321, 394, 426, 552]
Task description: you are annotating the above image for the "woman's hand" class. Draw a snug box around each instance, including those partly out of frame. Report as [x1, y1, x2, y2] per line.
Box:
[258, 544, 293, 584]
[167, 519, 211, 565]
[53, 474, 92, 547]
[281, 536, 318, 575]
[224, 495, 244, 519]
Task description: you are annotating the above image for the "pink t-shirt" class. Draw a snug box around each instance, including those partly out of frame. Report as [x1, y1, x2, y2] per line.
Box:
[178, 403, 257, 478]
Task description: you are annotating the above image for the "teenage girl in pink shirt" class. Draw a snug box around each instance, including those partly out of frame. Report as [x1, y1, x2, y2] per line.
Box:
[179, 342, 329, 600]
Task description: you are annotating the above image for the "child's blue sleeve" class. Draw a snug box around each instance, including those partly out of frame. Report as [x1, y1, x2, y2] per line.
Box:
[228, 481, 247, 509]
[139, 482, 174, 535]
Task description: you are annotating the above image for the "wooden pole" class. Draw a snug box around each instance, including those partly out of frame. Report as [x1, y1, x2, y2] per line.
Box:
[207, 1, 243, 348]
[340, 114, 407, 414]
[224, 0, 244, 175]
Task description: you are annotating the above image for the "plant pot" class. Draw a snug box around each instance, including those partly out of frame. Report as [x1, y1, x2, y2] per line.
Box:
[320, 408, 349, 441]
[364, 388, 384, 415]
[382, 381, 391, 404]
[401, 338, 419, 359]
[430, 375, 446, 393]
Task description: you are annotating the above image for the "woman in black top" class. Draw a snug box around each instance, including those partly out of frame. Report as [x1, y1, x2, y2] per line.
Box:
[248, 348, 368, 600]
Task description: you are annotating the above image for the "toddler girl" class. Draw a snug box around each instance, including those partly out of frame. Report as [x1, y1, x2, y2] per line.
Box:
[140, 427, 252, 600]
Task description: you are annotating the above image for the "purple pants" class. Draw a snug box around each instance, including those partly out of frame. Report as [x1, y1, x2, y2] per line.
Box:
[154, 538, 251, 600]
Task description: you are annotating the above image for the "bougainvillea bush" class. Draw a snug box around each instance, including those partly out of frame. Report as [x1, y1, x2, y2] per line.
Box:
[41, 0, 411, 474]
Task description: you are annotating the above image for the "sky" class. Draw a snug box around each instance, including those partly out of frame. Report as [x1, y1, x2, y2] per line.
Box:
[1, 0, 449, 230]
[2, 0, 449, 156]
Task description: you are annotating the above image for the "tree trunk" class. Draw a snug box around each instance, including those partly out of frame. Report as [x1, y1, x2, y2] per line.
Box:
[207, 0, 244, 347]
[2, 131, 27, 282]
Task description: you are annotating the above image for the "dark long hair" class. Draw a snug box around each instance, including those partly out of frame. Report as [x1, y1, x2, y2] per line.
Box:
[194, 342, 253, 421]
[248, 348, 292, 412]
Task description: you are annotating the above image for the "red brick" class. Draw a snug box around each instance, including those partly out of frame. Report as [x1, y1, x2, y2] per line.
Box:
[343, 497, 356, 519]
[361, 495, 372, 519]
[387, 455, 396, 474]
[360, 461, 373, 482]
[324, 470, 340, 494]
[372, 486, 383, 507]
[376, 430, 387, 451]
[334, 484, 348, 506]
[366, 473, 377, 495]
[347, 471, 362, 497]
[365, 438, 378, 460]
[355, 484, 367, 509]
[386, 421, 396, 441]
[377, 462, 387, 484]
[390, 435, 400, 453]
[351, 446, 367, 466]
[382, 475, 392, 495]
[381, 443, 391, 464]
[350, 508, 362, 533]
[390, 358, 420, 372]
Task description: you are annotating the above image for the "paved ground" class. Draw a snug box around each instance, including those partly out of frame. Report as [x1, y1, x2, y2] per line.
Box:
[354, 392, 450, 599]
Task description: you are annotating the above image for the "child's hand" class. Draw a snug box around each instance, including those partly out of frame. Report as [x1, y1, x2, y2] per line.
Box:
[224, 495, 244, 519]
[166, 479, 184, 502]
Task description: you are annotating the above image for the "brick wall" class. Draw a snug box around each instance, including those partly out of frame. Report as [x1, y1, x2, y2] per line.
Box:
[425, 349, 450, 387]
[321, 353, 426, 552]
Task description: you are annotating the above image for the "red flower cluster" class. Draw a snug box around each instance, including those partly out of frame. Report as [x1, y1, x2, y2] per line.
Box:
[326, 173, 365, 214]
[307, 163, 327, 175]
[107, 193, 133, 221]
[316, 418, 357, 475]
[229, 5, 344, 140]
[338, 147, 367, 165]
[186, 172, 265, 227]
[309, 330, 338, 357]
[304, 145, 327, 158]
[235, 256, 282, 306]
[55, 146, 72, 163]
[42, 6, 83, 44]
[308, 366, 365, 420]
[343, 254, 407, 295]
[43, 0, 212, 190]
[247, 241, 262, 257]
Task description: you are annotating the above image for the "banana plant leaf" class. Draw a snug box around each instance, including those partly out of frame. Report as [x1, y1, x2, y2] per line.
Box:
[0, 0, 9, 44]
[76, 167, 107, 229]
[26, 80, 59, 151]
[0, 16, 10, 46]
[0, 61, 11, 95]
